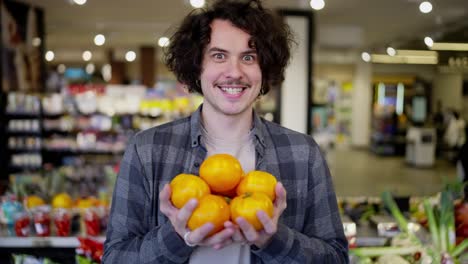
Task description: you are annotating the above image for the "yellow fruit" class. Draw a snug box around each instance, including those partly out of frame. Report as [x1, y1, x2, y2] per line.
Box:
[76, 197, 99, 209]
[52, 193, 73, 209]
[170, 174, 211, 209]
[236, 170, 277, 201]
[187, 195, 231, 236]
[200, 154, 243, 193]
[26, 195, 45, 209]
[230, 192, 274, 231]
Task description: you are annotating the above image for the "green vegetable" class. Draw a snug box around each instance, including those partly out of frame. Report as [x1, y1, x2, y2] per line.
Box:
[423, 199, 439, 250]
[350, 246, 421, 257]
[382, 191, 408, 233]
[451, 239, 468, 258]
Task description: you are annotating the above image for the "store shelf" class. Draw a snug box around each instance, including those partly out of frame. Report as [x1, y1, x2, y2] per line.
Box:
[43, 148, 124, 155]
[5, 113, 41, 119]
[9, 165, 42, 171]
[8, 148, 42, 153]
[0, 236, 105, 248]
[6, 131, 41, 136]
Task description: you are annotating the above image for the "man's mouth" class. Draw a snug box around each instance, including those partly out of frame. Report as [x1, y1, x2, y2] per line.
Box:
[218, 86, 246, 95]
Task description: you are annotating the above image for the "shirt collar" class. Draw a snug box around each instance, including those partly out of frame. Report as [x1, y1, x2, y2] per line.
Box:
[190, 104, 267, 149]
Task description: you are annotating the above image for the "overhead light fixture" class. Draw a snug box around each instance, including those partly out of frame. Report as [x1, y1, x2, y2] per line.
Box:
[82, 50, 92, 61]
[361, 52, 371, 62]
[419, 1, 432, 14]
[371, 49, 438, 64]
[73, 0, 87, 5]
[94, 34, 105, 46]
[424, 36, 434, 47]
[125, 51, 136, 62]
[430, 42, 468, 51]
[45, 51, 54, 61]
[190, 0, 205, 8]
[158, 37, 170, 47]
[310, 0, 325, 10]
[386, 47, 396, 56]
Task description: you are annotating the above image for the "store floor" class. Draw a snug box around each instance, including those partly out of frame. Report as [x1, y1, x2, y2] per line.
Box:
[327, 148, 458, 197]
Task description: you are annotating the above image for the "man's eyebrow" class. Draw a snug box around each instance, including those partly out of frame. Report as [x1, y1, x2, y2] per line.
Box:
[241, 49, 257, 55]
[207, 47, 228, 53]
[206, 47, 257, 54]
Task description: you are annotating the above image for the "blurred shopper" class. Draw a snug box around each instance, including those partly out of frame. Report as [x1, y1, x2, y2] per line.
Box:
[433, 100, 445, 157]
[444, 110, 466, 162]
[103, 0, 348, 263]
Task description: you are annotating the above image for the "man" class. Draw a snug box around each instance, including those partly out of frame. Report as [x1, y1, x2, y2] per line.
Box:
[104, 0, 348, 263]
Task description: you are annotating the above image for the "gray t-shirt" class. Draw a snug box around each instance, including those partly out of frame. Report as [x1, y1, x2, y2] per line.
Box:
[189, 125, 255, 264]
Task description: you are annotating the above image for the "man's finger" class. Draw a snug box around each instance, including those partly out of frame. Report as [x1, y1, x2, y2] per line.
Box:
[274, 182, 287, 213]
[213, 237, 234, 250]
[257, 210, 276, 234]
[202, 227, 234, 245]
[189, 222, 215, 244]
[159, 184, 174, 216]
[176, 199, 198, 227]
[236, 217, 258, 242]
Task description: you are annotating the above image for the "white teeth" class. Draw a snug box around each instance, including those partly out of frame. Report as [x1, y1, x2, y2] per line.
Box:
[220, 87, 243, 94]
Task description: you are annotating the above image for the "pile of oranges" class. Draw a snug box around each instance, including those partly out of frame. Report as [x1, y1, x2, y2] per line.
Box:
[170, 153, 277, 235]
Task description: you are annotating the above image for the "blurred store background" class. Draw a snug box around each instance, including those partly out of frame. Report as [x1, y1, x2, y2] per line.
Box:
[0, 0, 467, 263]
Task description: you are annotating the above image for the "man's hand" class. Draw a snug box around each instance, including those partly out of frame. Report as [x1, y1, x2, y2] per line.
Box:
[231, 182, 287, 248]
[159, 184, 235, 249]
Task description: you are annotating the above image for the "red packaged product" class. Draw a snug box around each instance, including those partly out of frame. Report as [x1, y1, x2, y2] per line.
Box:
[54, 209, 71, 236]
[14, 212, 31, 237]
[33, 210, 51, 236]
[84, 208, 101, 236]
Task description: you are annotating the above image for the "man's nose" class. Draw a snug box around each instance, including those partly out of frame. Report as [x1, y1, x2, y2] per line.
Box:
[224, 59, 243, 79]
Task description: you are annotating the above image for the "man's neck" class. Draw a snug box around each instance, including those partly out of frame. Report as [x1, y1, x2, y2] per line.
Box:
[201, 105, 253, 141]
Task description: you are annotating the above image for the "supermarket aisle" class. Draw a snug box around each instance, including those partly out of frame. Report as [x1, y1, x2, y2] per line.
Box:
[327, 148, 458, 197]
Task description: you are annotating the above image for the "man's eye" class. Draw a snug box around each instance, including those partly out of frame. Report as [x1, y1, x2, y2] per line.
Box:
[243, 55, 255, 62]
[213, 53, 225, 60]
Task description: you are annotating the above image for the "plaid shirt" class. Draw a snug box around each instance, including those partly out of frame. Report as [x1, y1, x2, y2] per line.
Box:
[104, 106, 348, 263]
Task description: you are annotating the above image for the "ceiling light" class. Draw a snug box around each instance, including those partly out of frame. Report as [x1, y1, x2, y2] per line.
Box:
[361, 52, 371, 62]
[396, 50, 437, 57]
[190, 0, 205, 8]
[386, 47, 396, 56]
[57, 64, 66, 74]
[94, 34, 105, 46]
[424, 37, 433, 47]
[310, 0, 325, 10]
[45, 51, 54, 61]
[125, 51, 136, 62]
[73, 0, 87, 5]
[371, 49, 438, 65]
[371, 55, 438, 64]
[82, 50, 92, 61]
[32, 37, 41, 47]
[158, 37, 170, 47]
[430, 42, 468, 51]
[419, 1, 432, 14]
[86, 63, 95, 74]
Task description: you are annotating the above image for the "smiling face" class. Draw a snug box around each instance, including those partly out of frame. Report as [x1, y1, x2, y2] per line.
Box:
[200, 19, 262, 118]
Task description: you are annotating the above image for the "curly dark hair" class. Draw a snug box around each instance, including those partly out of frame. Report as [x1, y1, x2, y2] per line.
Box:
[164, 0, 293, 95]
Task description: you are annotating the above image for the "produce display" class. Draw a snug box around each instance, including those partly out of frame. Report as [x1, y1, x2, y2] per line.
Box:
[170, 153, 278, 235]
[350, 188, 468, 264]
[1, 192, 109, 238]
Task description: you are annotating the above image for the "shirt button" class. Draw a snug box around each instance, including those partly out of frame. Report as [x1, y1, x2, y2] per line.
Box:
[194, 162, 200, 167]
